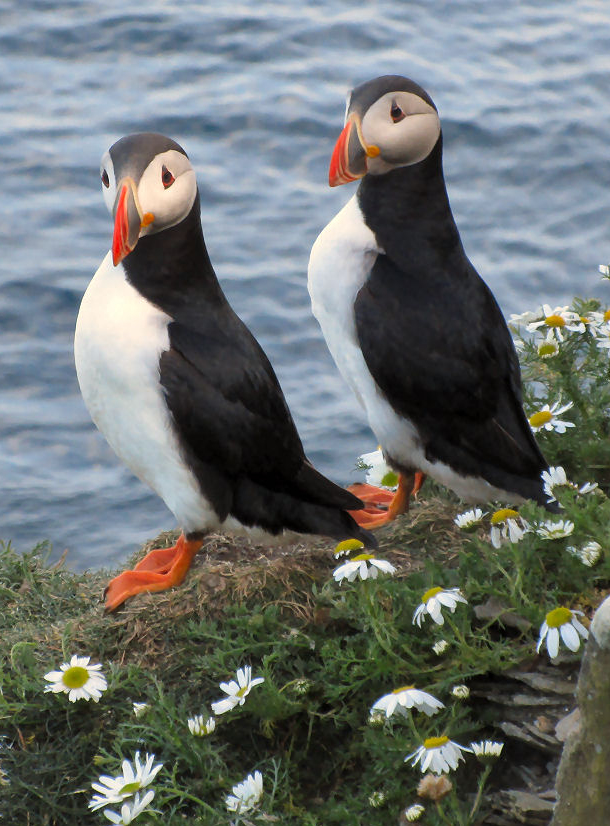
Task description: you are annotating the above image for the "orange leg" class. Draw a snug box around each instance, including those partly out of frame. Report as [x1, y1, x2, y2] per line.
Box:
[104, 533, 203, 612]
[348, 472, 425, 529]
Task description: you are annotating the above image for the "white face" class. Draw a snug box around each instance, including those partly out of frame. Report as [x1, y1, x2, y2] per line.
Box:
[100, 148, 197, 236]
[360, 90, 441, 174]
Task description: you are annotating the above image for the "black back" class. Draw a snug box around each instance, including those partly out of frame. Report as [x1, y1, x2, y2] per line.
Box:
[355, 137, 551, 505]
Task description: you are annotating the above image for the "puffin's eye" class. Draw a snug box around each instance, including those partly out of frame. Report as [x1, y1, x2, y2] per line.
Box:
[390, 101, 406, 123]
[101, 169, 110, 188]
[161, 165, 175, 189]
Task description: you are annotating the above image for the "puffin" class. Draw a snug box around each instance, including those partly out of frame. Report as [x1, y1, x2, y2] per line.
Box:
[74, 132, 376, 611]
[308, 75, 555, 528]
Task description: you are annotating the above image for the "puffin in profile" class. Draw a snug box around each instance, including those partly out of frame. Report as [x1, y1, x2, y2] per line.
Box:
[308, 75, 555, 528]
[75, 132, 375, 611]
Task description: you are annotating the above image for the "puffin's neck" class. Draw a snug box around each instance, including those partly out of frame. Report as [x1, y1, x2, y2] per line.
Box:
[357, 136, 461, 264]
[122, 192, 227, 316]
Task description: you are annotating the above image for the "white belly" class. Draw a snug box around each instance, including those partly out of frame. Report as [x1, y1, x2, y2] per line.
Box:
[308, 197, 515, 504]
[74, 253, 218, 532]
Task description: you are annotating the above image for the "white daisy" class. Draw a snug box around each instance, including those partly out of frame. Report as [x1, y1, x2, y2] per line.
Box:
[471, 740, 504, 762]
[413, 587, 467, 627]
[451, 684, 469, 700]
[357, 448, 398, 489]
[566, 541, 602, 567]
[599, 264, 610, 278]
[489, 509, 528, 549]
[432, 639, 449, 656]
[596, 324, 610, 352]
[132, 702, 148, 718]
[371, 685, 444, 718]
[211, 666, 264, 715]
[579, 481, 599, 495]
[102, 790, 155, 824]
[187, 715, 215, 736]
[537, 332, 560, 358]
[537, 606, 589, 658]
[89, 752, 163, 811]
[526, 304, 579, 341]
[541, 466, 574, 502]
[44, 654, 107, 703]
[405, 735, 472, 774]
[225, 770, 263, 813]
[454, 508, 486, 531]
[333, 554, 396, 584]
[508, 309, 541, 329]
[528, 401, 575, 433]
[404, 803, 425, 822]
[536, 519, 575, 540]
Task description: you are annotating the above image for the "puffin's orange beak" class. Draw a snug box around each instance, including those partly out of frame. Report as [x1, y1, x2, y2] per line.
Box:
[112, 178, 154, 266]
[328, 115, 380, 187]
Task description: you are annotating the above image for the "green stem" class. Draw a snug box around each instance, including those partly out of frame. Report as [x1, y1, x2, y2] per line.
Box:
[162, 787, 217, 815]
[468, 764, 492, 822]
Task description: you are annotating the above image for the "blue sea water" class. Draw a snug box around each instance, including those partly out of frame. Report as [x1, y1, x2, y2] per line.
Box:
[1, 0, 610, 570]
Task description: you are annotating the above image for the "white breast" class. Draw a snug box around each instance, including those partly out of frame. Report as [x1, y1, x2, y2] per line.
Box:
[74, 253, 217, 533]
[308, 197, 512, 504]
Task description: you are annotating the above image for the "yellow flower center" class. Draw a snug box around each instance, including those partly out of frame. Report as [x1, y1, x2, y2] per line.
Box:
[580, 316, 590, 323]
[604, 309, 610, 322]
[490, 508, 519, 525]
[529, 410, 553, 428]
[119, 781, 141, 795]
[334, 538, 364, 555]
[538, 341, 558, 357]
[352, 553, 375, 562]
[544, 314, 565, 327]
[236, 685, 249, 698]
[392, 685, 415, 694]
[546, 606, 573, 628]
[421, 586, 443, 602]
[423, 735, 449, 749]
[61, 666, 89, 689]
[380, 471, 399, 487]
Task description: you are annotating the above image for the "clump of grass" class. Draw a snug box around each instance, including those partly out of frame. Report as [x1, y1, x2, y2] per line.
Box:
[2, 275, 610, 825]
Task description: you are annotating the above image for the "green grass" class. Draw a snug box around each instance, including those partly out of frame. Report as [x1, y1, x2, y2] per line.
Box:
[2, 289, 610, 825]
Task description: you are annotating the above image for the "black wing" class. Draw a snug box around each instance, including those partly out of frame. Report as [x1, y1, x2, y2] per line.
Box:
[354, 251, 548, 500]
[159, 307, 375, 545]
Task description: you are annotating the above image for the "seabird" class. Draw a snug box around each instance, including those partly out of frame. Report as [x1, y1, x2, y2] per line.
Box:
[75, 132, 375, 610]
[308, 75, 555, 527]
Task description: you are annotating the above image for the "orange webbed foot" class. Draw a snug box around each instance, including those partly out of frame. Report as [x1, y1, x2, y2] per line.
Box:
[348, 472, 425, 530]
[104, 534, 203, 612]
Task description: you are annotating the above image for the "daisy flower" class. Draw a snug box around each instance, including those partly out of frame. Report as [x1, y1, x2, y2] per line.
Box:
[413, 587, 467, 627]
[357, 448, 398, 489]
[371, 685, 444, 718]
[102, 790, 155, 825]
[432, 639, 449, 656]
[567, 541, 602, 567]
[211, 665, 264, 715]
[541, 466, 573, 502]
[579, 481, 598, 495]
[489, 509, 528, 549]
[132, 702, 148, 718]
[596, 324, 610, 352]
[44, 654, 107, 703]
[537, 332, 560, 358]
[187, 715, 215, 736]
[454, 508, 486, 531]
[451, 684, 469, 700]
[368, 790, 386, 808]
[333, 554, 396, 584]
[405, 735, 472, 774]
[225, 770, 263, 813]
[536, 519, 574, 540]
[528, 401, 575, 433]
[526, 304, 579, 341]
[471, 740, 504, 763]
[508, 309, 541, 329]
[599, 264, 610, 278]
[537, 606, 588, 658]
[89, 752, 163, 811]
[404, 803, 425, 822]
[334, 538, 365, 558]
